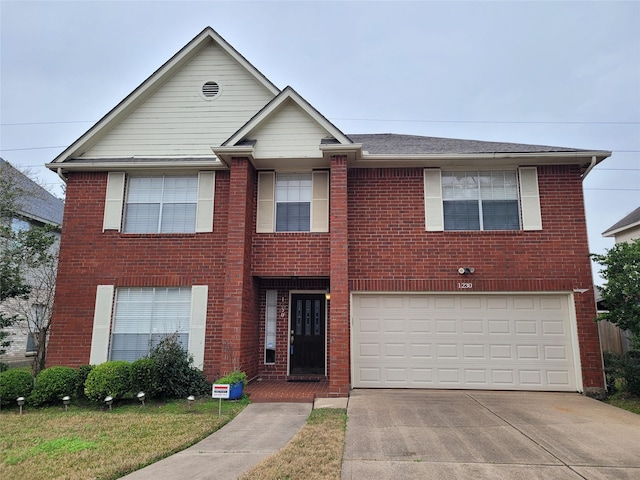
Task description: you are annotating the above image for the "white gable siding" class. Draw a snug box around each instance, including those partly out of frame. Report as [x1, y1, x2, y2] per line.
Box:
[82, 43, 275, 158]
[251, 100, 330, 159]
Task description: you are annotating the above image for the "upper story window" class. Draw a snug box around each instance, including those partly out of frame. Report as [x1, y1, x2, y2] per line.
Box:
[102, 171, 215, 234]
[442, 170, 519, 230]
[124, 175, 198, 233]
[424, 167, 542, 232]
[256, 170, 329, 233]
[275, 173, 312, 232]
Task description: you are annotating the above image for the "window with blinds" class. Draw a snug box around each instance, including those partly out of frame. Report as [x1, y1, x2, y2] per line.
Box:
[442, 170, 520, 231]
[275, 173, 312, 232]
[265, 290, 277, 364]
[123, 175, 198, 233]
[110, 287, 191, 361]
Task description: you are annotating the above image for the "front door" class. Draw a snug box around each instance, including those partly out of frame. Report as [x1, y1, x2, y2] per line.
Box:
[289, 294, 326, 375]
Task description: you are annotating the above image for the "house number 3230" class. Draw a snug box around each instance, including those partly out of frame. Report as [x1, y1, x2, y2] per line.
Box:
[457, 282, 473, 289]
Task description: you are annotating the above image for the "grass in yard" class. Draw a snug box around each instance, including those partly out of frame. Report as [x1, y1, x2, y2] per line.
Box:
[0, 397, 247, 480]
[240, 408, 347, 480]
[605, 394, 640, 414]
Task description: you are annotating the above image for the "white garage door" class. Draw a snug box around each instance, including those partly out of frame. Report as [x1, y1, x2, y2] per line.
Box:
[352, 294, 579, 391]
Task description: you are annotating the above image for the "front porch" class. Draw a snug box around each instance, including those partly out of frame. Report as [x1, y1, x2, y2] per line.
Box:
[245, 378, 330, 402]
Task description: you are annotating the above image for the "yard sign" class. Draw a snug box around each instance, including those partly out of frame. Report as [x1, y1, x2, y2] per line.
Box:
[212, 383, 230, 416]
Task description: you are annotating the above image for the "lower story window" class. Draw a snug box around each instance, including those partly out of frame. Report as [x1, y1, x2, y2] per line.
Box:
[110, 287, 191, 361]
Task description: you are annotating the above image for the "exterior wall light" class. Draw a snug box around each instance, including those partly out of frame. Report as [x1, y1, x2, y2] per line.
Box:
[104, 395, 114, 411]
[17, 396, 25, 415]
[325, 291, 331, 301]
[62, 395, 71, 412]
[458, 267, 475, 275]
[137, 391, 146, 407]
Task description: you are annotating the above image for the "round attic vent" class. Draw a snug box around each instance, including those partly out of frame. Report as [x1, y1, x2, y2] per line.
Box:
[202, 81, 220, 98]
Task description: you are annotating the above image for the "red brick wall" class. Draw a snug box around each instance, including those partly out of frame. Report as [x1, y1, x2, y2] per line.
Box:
[222, 158, 259, 379]
[252, 233, 330, 277]
[347, 165, 604, 390]
[47, 171, 231, 380]
[47, 162, 604, 393]
[329, 156, 350, 396]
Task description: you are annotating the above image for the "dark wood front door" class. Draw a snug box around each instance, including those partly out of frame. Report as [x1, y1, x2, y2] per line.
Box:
[289, 294, 326, 375]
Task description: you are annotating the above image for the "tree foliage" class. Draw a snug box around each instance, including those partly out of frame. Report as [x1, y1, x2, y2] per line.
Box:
[592, 239, 640, 346]
[0, 160, 59, 369]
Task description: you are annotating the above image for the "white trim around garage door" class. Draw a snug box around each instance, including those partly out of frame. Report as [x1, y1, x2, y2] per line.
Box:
[350, 292, 583, 392]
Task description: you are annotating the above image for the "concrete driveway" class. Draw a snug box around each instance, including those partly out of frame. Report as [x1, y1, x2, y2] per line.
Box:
[342, 390, 640, 479]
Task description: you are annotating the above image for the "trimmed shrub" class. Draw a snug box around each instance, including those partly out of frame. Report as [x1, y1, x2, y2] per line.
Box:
[84, 361, 132, 402]
[130, 358, 159, 398]
[0, 362, 8, 373]
[75, 365, 94, 400]
[150, 335, 210, 398]
[603, 350, 640, 396]
[623, 351, 640, 395]
[0, 369, 34, 406]
[30, 366, 78, 406]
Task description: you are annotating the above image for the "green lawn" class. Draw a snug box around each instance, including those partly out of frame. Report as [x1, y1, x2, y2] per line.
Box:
[0, 397, 247, 480]
[605, 394, 640, 414]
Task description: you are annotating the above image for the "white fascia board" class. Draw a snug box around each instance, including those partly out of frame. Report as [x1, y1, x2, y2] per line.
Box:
[351, 151, 611, 168]
[211, 145, 255, 164]
[49, 27, 280, 168]
[46, 157, 227, 172]
[602, 221, 640, 238]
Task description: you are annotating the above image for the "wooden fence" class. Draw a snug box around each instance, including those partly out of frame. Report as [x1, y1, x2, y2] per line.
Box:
[598, 320, 632, 354]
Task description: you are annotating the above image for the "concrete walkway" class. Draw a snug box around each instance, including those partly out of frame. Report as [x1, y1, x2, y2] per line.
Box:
[119, 402, 312, 480]
[342, 390, 640, 479]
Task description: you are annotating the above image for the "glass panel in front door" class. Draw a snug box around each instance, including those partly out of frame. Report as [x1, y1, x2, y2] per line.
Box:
[290, 294, 325, 375]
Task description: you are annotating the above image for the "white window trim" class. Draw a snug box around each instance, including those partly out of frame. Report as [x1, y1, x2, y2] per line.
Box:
[256, 170, 329, 233]
[424, 167, 542, 232]
[89, 284, 207, 366]
[102, 172, 215, 234]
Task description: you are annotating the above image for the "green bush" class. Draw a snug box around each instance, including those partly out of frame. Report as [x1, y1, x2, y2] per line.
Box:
[29, 366, 78, 406]
[84, 361, 132, 402]
[603, 350, 640, 396]
[216, 370, 247, 387]
[149, 335, 210, 398]
[0, 362, 8, 373]
[75, 365, 94, 399]
[623, 351, 640, 395]
[130, 358, 159, 398]
[0, 369, 34, 406]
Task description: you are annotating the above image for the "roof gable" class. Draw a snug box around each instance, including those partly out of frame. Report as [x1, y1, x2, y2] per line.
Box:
[49, 27, 280, 165]
[603, 206, 640, 237]
[222, 86, 351, 150]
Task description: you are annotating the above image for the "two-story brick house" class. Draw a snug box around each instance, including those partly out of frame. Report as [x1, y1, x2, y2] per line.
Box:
[46, 27, 609, 397]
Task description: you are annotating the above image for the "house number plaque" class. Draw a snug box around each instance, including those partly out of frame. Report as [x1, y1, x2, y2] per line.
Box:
[457, 282, 473, 289]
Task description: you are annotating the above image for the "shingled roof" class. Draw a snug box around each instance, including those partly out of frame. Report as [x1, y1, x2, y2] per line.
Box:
[347, 134, 588, 155]
[1, 158, 64, 226]
[602, 206, 640, 237]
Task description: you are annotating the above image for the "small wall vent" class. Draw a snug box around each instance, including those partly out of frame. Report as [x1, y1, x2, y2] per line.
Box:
[202, 81, 220, 98]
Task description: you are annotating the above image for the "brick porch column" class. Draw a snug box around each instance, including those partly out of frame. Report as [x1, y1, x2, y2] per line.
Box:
[222, 157, 258, 377]
[329, 155, 350, 396]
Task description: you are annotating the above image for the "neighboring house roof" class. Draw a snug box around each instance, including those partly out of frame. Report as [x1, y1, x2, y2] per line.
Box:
[602, 206, 640, 238]
[1, 158, 64, 226]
